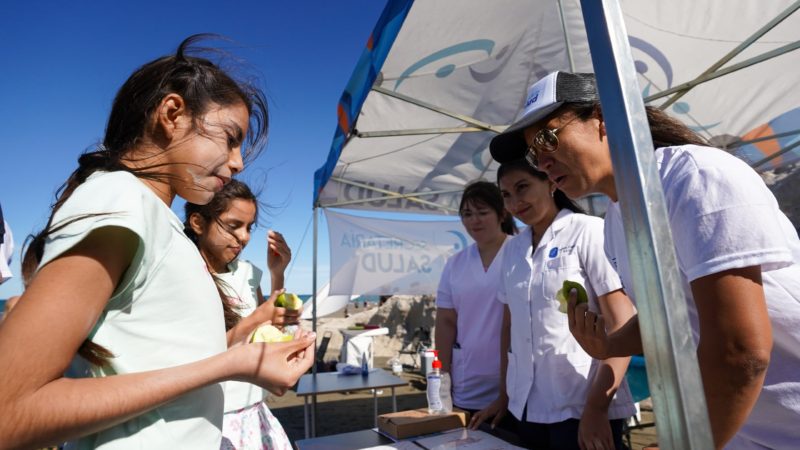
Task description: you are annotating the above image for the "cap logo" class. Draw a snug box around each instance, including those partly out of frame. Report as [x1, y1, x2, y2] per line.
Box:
[525, 89, 541, 107]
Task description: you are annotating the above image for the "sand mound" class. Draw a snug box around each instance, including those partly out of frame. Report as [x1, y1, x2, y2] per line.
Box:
[304, 295, 436, 367]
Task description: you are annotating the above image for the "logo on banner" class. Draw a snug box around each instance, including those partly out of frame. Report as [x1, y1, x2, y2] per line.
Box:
[394, 39, 516, 91]
[446, 230, 468, 252]
[629, 35, 720, 133]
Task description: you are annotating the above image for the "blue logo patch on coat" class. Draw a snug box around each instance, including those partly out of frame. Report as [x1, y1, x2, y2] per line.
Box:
[548, 247, 559, 258]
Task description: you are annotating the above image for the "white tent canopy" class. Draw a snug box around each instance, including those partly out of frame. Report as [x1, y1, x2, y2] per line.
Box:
[314, 0, 800, 218]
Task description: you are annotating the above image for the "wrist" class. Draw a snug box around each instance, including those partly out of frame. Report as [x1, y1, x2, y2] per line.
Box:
[270, 274, 285, 287]
[497, 391, 509, 404]
[218, 346, 250, 383]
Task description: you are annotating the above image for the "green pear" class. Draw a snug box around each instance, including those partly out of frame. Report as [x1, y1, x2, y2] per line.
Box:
[250, 324, 293, 343]
[274, 292, 303, 310]
[556, 280, 588, 314]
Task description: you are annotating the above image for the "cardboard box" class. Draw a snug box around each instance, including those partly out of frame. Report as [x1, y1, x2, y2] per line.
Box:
[377, 408, 470, 440]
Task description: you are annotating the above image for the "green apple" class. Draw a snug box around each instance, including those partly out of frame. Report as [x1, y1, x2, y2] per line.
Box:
[274, 292, 303, 310]
[250, 324, 293, 343]
[556, 280, 588, 313]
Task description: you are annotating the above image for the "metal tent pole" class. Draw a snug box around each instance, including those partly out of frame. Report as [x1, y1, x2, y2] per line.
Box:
[579, 1, 714, 449]
[311, 205, 318, 436]
[557, 0, 576, 72]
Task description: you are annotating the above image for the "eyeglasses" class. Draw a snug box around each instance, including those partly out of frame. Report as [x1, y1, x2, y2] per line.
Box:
[525, 116, 578, 169]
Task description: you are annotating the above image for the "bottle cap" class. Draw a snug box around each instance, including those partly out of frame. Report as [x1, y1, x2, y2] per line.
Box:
[432, 358, 442, 369]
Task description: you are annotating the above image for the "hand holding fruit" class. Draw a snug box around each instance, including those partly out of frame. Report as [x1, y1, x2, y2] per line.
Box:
[241, 325, 315, 396]
[565, 283, 610, 360]
[271, 291, 302, 328]
[249, 324, 293, 343]
[556, 280, 588, 313]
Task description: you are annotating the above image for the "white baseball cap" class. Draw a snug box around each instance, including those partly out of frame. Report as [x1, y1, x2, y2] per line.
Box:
[490, 71, 598, 163]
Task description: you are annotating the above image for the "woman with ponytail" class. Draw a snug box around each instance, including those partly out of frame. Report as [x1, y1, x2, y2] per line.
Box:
[490, 71, 800, 449]
[0, 35, 314, 449]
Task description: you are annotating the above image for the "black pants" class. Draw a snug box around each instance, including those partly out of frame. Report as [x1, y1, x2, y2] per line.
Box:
[455, 405, 524, 446]
[516, 410, 626, 450]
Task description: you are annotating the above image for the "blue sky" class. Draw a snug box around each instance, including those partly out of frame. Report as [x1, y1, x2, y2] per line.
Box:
[0, 1, 396, 298]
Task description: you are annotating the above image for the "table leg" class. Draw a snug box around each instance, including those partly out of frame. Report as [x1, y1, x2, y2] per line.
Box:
[392, 386, 397, 412]
[373, 388, 378, 428]
[303, 396, 309, 439]
[311, 394, 317, 438]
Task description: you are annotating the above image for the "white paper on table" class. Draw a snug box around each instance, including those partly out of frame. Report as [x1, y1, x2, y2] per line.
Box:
[413, 428, 525, 450]
[360, 442, 421, 450]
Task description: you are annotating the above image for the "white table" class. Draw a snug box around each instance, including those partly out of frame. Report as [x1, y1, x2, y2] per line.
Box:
[295, 369, 407, 438]
[339, 327, 389, 369]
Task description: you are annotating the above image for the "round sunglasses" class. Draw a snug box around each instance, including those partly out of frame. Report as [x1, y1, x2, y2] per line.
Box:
[525, 116, 579, 169]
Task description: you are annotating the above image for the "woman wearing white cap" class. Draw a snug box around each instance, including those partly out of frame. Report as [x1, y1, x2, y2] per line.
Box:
[490, 71, 800, 449]
[469, 157, 637, 450]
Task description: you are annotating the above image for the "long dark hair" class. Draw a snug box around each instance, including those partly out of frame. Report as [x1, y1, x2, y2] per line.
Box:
[561, 101, 708, 148]
[459, 181, 517, 235]
[497, 158, 585, 217]
[21, 34, 269, 366]
[184, 180, 259, 331]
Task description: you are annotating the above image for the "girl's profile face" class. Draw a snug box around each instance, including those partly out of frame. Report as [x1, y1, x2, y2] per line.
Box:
[166, 101, 250, 205]
[522, 112, 615, 200]
[498, 169, 554, 227]
[459, 200, 502, 244]
[194, 198, 257, 271]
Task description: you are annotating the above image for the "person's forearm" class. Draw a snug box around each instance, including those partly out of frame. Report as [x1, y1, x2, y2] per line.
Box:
[698, 341, 769, 448]
[435, 314, 456, 374]
[499, 307, 510, 397]
[0, 350, 238, 449]
[270, 273, 285, 292]
[607, 315, 643, 358]
[584, 356, 631, 412]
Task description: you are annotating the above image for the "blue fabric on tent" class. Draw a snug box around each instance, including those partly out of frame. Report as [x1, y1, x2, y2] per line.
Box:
[625, 355, 650, 403]
[313, 0, 414, 203]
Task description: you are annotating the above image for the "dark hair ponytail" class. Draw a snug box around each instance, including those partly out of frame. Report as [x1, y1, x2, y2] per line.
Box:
[497, 158, 585, 215]
[21, 34, 269, 366]
[459, 181, 517, 235]
[563, 102, 708, 149]
[184, 180, 260, 331]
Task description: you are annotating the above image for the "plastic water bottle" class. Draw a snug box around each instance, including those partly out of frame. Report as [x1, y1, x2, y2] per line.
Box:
[439, 371, 453, 414]
[389, 355, 403, 376]
[426, 356, 445, 414]
[361, 352, 369, 377]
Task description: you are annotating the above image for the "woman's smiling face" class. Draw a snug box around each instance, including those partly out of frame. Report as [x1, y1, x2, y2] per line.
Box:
[498, 168, 555, 227]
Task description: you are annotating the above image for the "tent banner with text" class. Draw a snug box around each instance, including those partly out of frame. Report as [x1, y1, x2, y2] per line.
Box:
[326, 210, 472, 296]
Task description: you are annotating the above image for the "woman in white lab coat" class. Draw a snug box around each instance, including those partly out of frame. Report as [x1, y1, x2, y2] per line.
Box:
[435, 181, 518, 440]
[471, 159, 636, 450]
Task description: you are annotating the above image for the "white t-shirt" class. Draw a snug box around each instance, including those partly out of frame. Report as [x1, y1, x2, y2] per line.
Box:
[39, 171, 227, 450]
[436, 239, 509, 410]
[1, 220, 13, 283]
[498, 209, 635, 423]
[604, 145, 800, 450]
[216, 259, 267, 412]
